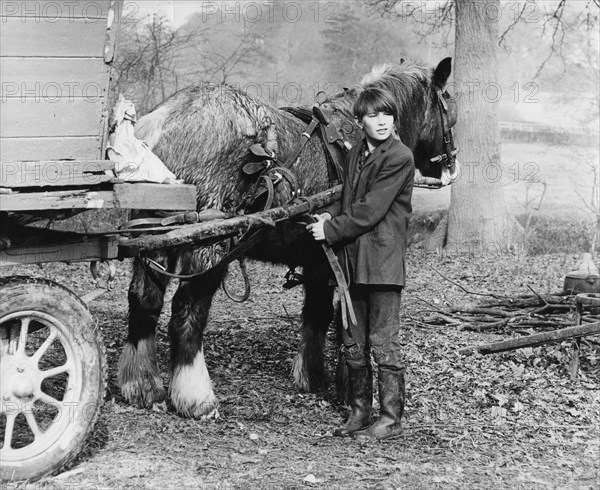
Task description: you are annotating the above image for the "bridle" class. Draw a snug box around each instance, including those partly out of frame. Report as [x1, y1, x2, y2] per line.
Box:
[430, 89, 459, 175]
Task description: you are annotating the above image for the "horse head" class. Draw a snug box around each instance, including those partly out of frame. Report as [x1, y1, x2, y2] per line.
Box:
[323, 58, 459, 185]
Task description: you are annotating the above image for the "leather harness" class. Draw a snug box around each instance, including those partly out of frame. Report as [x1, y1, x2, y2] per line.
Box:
[430, 89, 458, 173]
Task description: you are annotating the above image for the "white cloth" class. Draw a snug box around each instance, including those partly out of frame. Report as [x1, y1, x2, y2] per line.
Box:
[106, 96, 181, 184]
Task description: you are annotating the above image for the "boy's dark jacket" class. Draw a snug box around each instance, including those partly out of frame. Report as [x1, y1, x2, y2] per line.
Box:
[323, 135, 415, 287]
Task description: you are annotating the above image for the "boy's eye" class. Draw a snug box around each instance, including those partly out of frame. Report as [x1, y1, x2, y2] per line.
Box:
[366, 113, 377, 118]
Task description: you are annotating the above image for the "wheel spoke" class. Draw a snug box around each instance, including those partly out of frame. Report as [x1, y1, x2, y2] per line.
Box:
[40, 363, 70, 380]
[24, 410, 42, 439]
[15, 317, 31, 355]
[3, 412, 16, 450]
[7, 323, 20, 355]
[31, 326, 58, 363]
[37, 392, 62, 409]
[0, 327, 9, 355]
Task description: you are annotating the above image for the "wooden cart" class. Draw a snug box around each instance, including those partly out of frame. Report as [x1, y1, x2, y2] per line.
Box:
[0, 1, 196, 481]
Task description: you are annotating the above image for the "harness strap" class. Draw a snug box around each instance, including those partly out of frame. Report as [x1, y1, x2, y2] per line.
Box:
[142, 227, 269, 282]
[301, 213, 356, 332]
[122, 209, 230, 230]
[282, 117, 320, 169]
[222, 257, 251, 303]
[431, 89, 458, 171]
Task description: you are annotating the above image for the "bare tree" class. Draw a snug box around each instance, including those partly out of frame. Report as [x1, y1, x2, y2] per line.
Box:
[181, 12, 276, 86]
[113, 14, 196, 114]
[365, 0, 599, 252]
[322, 2, 410, 82]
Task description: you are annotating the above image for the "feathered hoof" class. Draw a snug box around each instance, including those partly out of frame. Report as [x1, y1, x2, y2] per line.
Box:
[172, 397, 220, 420]
[169, 347, 219, 419]
[118, 338, 166, 408]
[292, 351, 329, 393]
[120, 378, 167, 408]
[292, 351, 311, 392]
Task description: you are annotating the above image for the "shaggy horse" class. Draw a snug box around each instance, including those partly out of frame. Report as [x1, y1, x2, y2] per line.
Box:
[118, 58, 458, 418]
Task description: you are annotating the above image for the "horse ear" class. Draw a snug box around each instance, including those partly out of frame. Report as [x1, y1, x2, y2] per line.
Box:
[433, 57, 452, 88]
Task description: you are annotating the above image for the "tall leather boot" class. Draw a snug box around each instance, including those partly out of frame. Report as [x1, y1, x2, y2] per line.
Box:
[355, 368, 405, 440]
[333, 367, 372, 437]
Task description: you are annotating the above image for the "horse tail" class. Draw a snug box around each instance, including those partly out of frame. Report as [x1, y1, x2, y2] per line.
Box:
[134, 104, 171, 150]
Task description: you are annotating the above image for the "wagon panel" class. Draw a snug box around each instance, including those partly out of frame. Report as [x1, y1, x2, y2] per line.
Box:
[0, 0, 119, 162]
[1, 99, 104, 138]
[0, 137, 101, 162]
[0, 17, 109, 57]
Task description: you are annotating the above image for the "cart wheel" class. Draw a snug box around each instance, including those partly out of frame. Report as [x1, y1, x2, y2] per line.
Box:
[0, 276, 106, 482]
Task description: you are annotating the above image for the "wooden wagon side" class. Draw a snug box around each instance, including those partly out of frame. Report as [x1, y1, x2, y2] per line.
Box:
[0, 0, 120, 162]
[0, 0, 197, 267]
[0, 2, 196, 482]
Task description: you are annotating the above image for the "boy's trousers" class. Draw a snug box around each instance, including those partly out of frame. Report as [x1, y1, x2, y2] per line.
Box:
[341, 284, 405, 371]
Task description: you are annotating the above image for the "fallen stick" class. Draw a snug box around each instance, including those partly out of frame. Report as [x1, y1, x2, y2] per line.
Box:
[462, 318, 510, 332]
[448, 306, 521, 317]
[459, 321, 600, 355]
[477, 295, 572, 309]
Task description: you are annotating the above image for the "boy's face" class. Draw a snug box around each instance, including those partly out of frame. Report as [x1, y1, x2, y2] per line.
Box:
[359, 111, 395, 146]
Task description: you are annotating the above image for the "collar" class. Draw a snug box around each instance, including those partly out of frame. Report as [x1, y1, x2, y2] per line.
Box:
[363, 135, 395, 164]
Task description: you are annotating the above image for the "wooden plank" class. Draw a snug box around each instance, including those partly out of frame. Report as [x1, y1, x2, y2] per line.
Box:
[0, 236, 119, 266]
[0, 1, 112, 19]
[113, 183, 197, 210]
[1, 99, 104, 138]
[0, 188, 116, 211]
[0, 17, 108, 57]
[1, 160, 114, 188]
[0, 184, 197, 211]
[0, 58, 107, 99]
[459, 322, 600, 355]
[119, 185, 342, 255]
[0, 136, 102, 161]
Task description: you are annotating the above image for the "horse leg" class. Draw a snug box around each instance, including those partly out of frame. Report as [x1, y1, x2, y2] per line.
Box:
[168, 273, 222, 418]
[118, 255, 169, 407]
[293, 263, 334, 392]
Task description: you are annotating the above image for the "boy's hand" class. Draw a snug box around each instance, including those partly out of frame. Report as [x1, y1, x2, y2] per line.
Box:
[306, 213, 331, 241]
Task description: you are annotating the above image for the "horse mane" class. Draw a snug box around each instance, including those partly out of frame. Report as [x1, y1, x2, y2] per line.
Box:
[359, 60, 431, 117]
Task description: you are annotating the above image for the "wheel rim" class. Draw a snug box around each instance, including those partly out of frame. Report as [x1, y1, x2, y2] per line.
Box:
[1, 311, 82, 462]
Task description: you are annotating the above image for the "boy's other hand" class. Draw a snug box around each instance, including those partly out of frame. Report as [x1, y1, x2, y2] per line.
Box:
[306, 213, 330, 241]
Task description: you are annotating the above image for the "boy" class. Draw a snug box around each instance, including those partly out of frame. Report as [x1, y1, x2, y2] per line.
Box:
[307, 87, 415, 440]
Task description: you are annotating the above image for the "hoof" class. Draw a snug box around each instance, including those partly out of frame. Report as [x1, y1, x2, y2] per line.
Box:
[292, 351, 329, 392]
[118, 338, 165, 408]
[173, 398, 220, 420]
[121, 378, 167, 408]
[170, 347, 219, 419]
[292, 351, 310, 392]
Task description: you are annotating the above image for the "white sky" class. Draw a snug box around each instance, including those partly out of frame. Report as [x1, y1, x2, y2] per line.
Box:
[128, 1, 200, 26]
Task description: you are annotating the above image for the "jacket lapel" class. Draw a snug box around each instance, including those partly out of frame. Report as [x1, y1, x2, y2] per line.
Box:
[361, 136, 394, 171]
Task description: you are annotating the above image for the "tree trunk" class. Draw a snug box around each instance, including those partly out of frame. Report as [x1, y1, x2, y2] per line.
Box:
[443, 0, 514, 254]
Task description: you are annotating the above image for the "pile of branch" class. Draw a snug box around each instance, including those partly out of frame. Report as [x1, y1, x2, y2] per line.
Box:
[423, 294, 576, 333]
[418, 267, 595, 334]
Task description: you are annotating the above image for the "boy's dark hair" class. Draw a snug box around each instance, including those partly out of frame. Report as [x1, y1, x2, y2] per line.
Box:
[353, 87, 399, 122]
